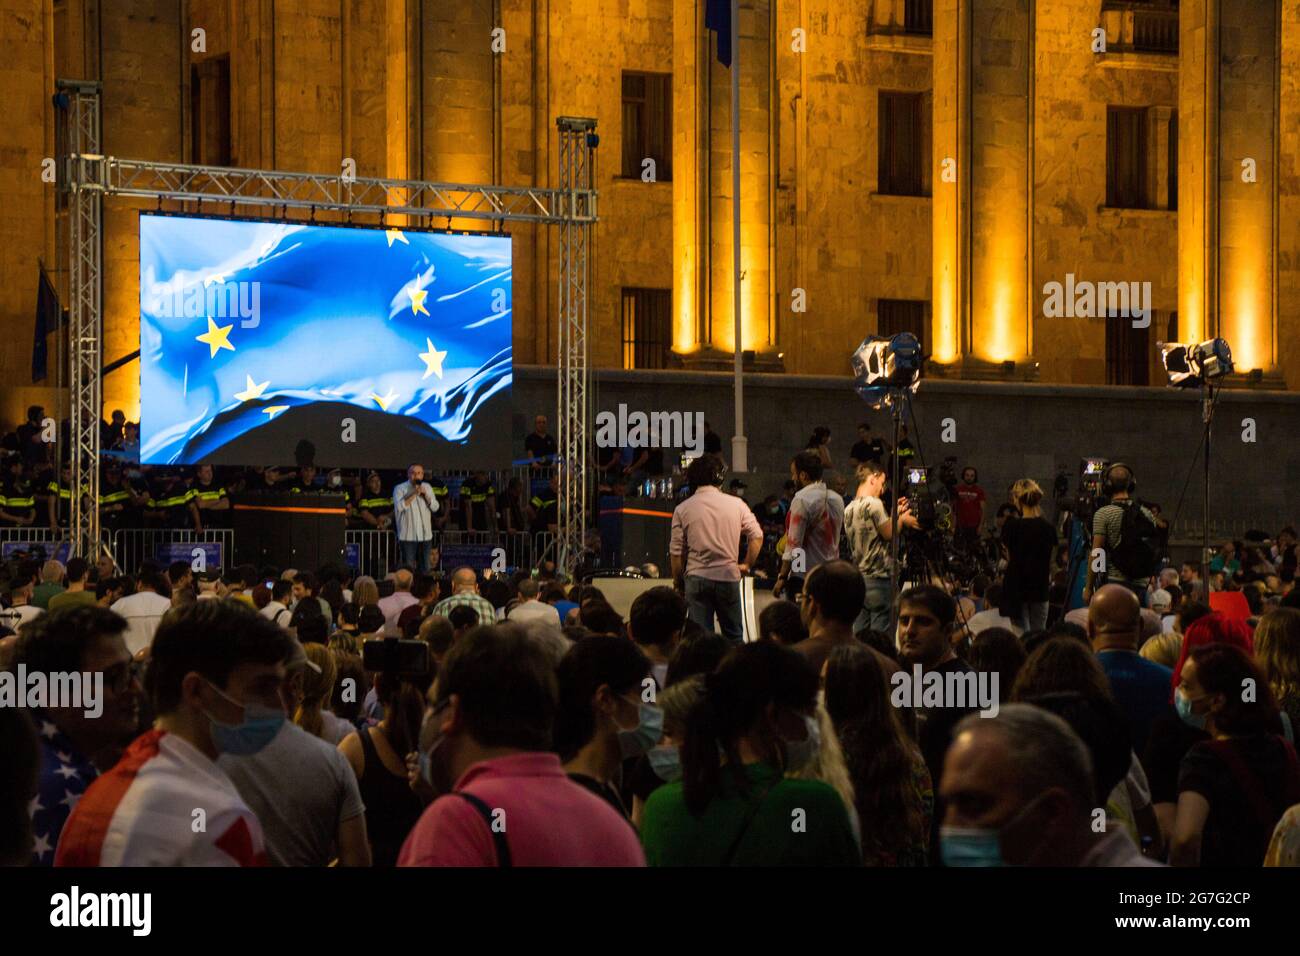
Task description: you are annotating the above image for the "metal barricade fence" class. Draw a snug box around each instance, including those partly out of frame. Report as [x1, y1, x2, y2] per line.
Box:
[110, 528, 235, 576]
[0, 527, 74, 563]
[345, 529, 558, 578]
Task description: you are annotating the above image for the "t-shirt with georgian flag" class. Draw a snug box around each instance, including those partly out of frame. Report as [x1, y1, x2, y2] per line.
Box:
[54, 728, 268, 867]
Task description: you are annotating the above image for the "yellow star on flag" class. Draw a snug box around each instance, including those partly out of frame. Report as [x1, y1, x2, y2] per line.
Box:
[196, 317, 235, 358]
[419, 339, 447, 380]
[234, 375, 270, 403]
[385, 228, 409, 248]
[262, 405, 289, 420]
[408, 288, 430, 317]
[370, 389, 399, 411]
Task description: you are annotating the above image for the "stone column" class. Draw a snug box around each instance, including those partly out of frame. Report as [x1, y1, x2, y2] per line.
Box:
[1180, 0, 1281, 381]
[932, 0, 1035, 378]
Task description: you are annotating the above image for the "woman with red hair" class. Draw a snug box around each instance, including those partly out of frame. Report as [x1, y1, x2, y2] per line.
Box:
[1144, 612, 1255, 851]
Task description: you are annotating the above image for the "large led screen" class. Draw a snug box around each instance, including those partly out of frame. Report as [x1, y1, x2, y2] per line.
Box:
[139, 213, 512, 468]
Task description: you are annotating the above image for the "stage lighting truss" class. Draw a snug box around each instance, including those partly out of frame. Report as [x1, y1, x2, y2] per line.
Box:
[1160, 338, 1234, 388]
[852, 332, 923, 405]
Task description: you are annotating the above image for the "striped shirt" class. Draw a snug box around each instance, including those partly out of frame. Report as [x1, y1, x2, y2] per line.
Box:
[55, 729, 267, 867]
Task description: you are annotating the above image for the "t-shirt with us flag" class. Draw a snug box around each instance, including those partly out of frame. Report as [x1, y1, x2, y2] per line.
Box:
[54, 728, 268, 867]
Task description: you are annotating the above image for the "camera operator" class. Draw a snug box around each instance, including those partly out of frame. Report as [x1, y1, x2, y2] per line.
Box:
[773, 451, 845, 600]
[843, 461, 919, 632]
[1000, 479, 1057, 631]
[1084, 463, 1159, 606]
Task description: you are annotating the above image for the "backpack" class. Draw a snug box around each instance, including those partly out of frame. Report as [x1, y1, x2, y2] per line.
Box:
[1110, 500, 1160, 579]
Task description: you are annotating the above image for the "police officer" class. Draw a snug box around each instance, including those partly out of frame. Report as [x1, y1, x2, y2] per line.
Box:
[352, 470, 394, 531]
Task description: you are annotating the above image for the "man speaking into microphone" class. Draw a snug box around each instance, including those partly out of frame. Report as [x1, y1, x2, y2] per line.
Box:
[393, 463, 440, 573]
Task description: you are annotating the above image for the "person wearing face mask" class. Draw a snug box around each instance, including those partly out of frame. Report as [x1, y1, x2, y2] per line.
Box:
[940, 703, 1159, 866]
[219, 640, 371, 867]
[629, 676, 704, 828]
[1170, 643, 1300, 867]
[55, 599, 296, 866]
[399, 624, 645, 866]
[639, 641, 860, 866]
[553, 636, 660, 821]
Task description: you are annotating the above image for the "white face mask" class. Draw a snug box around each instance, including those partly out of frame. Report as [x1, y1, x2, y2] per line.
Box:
[781, 714, 821, 772]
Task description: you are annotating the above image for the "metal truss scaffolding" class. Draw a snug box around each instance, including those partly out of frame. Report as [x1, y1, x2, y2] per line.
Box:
[56, 79, 597, 571]
[555, 117, 599, 575]
[57, 80, 105, 560]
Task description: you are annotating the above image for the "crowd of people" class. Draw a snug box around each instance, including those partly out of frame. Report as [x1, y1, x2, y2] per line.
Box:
[3, 402, 1299, 869]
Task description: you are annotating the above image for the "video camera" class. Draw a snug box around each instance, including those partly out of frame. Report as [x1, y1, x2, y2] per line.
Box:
[1075, 457, 1109, 519]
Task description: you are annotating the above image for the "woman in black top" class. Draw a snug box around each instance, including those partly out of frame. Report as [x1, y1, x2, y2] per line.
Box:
[340, 670, 430, 866]
[554, 635, 659, 822]
[999, 479, 1057, 632]
[1170, 644, 1300, 866]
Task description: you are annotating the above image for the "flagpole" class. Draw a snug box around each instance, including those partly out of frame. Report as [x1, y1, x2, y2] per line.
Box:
[729, 0, 747, 474]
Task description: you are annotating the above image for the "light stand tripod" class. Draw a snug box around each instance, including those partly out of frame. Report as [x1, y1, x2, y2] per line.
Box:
[887, 389, 906, 635]
[1198, 381, 1217, 598]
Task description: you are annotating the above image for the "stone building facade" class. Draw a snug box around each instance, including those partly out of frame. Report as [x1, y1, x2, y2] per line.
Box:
[2, 0, 1298, 426]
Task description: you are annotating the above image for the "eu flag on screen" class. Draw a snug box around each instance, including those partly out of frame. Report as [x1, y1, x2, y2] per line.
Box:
[705, 0, 732, 67]
[138, 214, 512, 467]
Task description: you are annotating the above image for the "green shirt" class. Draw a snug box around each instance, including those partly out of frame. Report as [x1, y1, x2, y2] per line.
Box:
[47, 589, 98, 612]
[31, 582, 65, 610]
[640, 762, 860, 866]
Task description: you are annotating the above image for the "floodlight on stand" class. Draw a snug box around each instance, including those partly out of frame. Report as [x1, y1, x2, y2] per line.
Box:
[852, 332, 922, 405]
[1161, 338, 1232, 387]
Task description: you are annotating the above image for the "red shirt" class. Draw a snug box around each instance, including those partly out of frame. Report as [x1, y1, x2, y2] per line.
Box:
[953, 484, 986, 529]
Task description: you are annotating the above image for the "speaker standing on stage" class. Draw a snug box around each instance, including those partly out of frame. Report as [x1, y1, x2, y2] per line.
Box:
[393, 463, 440, 573]
[670, 455, 763, 644]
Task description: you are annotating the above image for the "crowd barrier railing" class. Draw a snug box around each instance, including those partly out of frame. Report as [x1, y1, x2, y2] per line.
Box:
[346, 529, 558, 579]
[110, 528, 236, 576]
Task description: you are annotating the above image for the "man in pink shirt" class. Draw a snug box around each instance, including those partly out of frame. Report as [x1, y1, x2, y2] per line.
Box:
[669, 454, 763, 643]
[399, 624, 644, 867]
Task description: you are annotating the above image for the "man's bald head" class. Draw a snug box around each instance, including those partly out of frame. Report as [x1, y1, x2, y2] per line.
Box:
[393, 569, 413, 592]
[1088, 584, 1141, 650]
[451, 567, 478, 593]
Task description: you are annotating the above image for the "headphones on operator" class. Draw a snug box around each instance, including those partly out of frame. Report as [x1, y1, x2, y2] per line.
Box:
[1102, 461, 1136, 497]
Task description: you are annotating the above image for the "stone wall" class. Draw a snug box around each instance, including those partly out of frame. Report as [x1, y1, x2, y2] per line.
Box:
[511, 364, 1300, 535]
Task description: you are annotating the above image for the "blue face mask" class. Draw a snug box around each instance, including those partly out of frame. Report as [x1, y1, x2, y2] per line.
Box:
[1175, 688, 1208, 730]
[203, 680, 284, 756]
[647, 744, 682, 783]
[617, 699, 664, 759]
[940, 826, 1005, 867]
[940, 793, 1046, 867]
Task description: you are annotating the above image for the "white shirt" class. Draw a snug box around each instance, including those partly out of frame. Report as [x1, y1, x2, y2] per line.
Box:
[0, 604, 43, 632]
[392, 480, 440, 542]
[111, 590, 174, 654]
[965, 607, 1023, 636]
[508, 599, 562, 628]
[260, 601, 291, 625]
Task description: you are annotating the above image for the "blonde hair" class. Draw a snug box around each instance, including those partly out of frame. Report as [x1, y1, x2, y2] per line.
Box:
[352, 576, 379, 607]
[788, 703, 858, 833]
[659, 675, 704, 739]
[1255, 608, 1300, 700]
[293, 642, 338, 739]
[1010, 479, 1044, 509]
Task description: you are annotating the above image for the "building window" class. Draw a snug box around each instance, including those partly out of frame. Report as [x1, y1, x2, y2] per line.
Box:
[905, 0, 934, 36]
[878, 92, 925, 196]
[1106, 106, 1149, 209]
[1106, 315, 1150, 386]
[621, 288, 672, 370]
[877, 298, 926, 355]
[191, 56, 232, 166]
[1167, 112, 1178, 211]
[621, 72, 672, 182]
